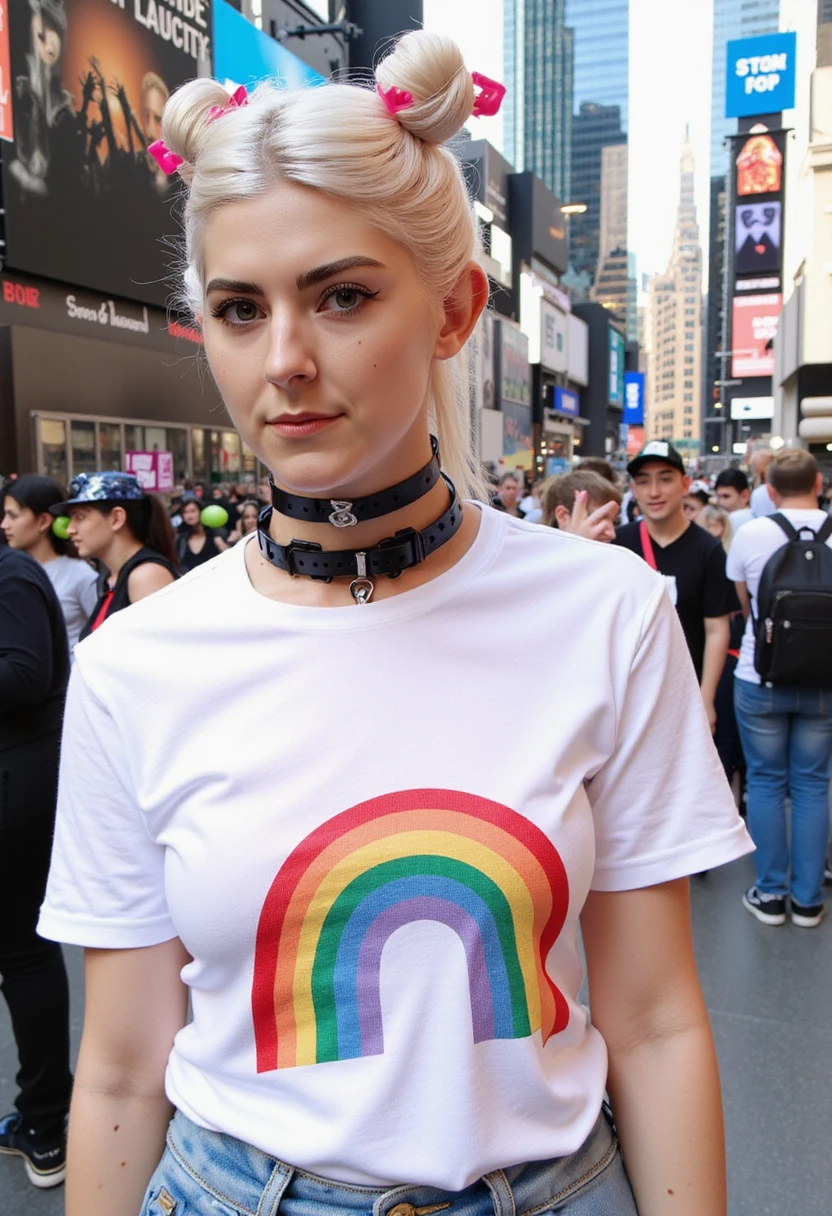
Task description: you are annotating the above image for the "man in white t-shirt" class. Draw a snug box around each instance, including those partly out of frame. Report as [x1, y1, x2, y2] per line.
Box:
[714, 468, 754, 533]
[749, 449, 776, 518]
[727, 449, 832, 930]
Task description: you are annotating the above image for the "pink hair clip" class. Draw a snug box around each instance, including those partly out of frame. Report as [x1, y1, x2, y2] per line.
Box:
[471, 72, 506, 118]
[207, 84, 250, 124]
[376, 82, 414, 116]
[148, 140, 183, 175]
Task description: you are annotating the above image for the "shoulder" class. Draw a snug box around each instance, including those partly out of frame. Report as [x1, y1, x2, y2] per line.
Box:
[489, 507, 663, 603]
[0, 546, 52, 592]
[126, 559, 177, 601]
[612, 521, 640, 550]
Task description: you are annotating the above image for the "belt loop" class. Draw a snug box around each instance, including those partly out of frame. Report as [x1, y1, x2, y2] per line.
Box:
[482, 1169, 516, 1216]
[256, 1161, 295, 1216]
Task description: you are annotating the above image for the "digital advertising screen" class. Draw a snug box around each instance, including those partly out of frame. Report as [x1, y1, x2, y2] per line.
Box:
[735, 130, 784, 197]
[731, 293, 782, 379]
[735, 201, 781, 276]
[4, 0, 212, 307]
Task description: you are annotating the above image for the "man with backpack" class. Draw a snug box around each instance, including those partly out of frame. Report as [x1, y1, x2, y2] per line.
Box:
[727, 449, 832, 928]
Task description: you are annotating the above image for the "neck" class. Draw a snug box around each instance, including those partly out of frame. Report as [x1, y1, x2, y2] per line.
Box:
[268, 442, 447, 552]
[100, 534, 143, 583]
[774, 494, 819, 511]
[645, 510, 688, 546]
[29, 535, 58, 564]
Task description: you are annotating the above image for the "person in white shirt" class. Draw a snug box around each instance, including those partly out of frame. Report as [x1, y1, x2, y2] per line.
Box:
[2, 475, 98, 659]
[36, 32, 751, 1216]
[749, 449, 776, 518]
[727, 448, 832, 929]
[714, 468, 754, 533]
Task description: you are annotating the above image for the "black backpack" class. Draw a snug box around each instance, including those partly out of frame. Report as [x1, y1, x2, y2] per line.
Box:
[752, 512, 832, 686]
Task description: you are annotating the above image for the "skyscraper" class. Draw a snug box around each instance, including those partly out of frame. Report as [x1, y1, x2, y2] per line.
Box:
[646, 136, 704, 451]
[503, 0, 574, 201]
[563, 0, 630, 318]
[589, 143, 631, 333]
[705, 0, 781, 454]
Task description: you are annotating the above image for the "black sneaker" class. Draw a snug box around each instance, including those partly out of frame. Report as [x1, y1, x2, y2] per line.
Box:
[790, 899, 826, 929]
[742, 886, 786, 925]
[0, 1112, 66, 1188]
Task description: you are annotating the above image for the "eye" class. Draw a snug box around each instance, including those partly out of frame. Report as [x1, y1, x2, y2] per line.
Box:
[210, 297, 264, 327]
[318, 283, 378, 317]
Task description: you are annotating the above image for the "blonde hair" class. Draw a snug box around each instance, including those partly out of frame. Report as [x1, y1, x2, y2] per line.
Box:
[160, 31, 487, 497]
[698, 505, 732, 552]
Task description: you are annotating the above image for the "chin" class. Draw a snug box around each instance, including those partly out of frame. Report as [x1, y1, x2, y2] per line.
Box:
[262, 441, 376, 497]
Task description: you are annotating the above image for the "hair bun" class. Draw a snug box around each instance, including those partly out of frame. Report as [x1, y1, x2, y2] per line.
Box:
[160, 77, 239, 180]
[375, 31, 474, 145]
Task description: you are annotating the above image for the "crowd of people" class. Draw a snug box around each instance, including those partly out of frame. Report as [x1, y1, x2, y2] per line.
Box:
[0, 27, 826, 1216]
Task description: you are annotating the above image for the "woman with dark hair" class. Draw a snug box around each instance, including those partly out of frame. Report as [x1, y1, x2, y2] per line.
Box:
[0, 544, 72, 1190]
[2, 475, 98, 658]
[176, 494, 229, 572]
[49, 472, 178, 638]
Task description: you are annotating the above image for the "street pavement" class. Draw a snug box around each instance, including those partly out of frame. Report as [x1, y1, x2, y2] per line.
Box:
[1, 852, 830, 1215]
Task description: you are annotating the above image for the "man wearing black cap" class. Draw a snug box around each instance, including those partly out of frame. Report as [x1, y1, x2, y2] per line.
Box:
[614, 441, 737, 732]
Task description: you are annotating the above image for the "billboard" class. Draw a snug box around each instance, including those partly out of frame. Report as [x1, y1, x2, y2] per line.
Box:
[502, 401, 533, 471]
[725, 32, 796, 119]
[731, 293, 782, 378]
[498, 321, 531, 408]
[735, 201, 781, 275]
[730, 396, 774, 421]
[126, 450, 174, 491]
[623, 371, 645, 425]
[540, 300, 567, 373]
[4, 0, 211, 307]
[213, 0, 323, 89]
[553, 386, 579, 418]
[608, 327, 625, 406]
[735, 131, 784, 197]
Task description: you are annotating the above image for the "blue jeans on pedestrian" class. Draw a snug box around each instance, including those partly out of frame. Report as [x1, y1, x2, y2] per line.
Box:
[140, 1108, 638, 1216]
[734, 678, 832, 907]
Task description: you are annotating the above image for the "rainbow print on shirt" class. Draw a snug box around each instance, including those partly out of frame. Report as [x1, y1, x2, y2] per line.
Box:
[251, 789, 570, 1072]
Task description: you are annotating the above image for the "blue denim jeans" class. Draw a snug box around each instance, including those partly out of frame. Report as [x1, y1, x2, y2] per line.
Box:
[140, 1108, 637, 1216]
[734, 678, 832, 907]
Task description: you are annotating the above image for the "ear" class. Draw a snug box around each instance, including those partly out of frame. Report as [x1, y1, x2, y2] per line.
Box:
[434, 262, 490, 361]
[682, 474, 692, 492]
[553, 505, 570, 529]
[766, 483, 777, 502]
[36, 511, 53, 536]
[109, 505, 128, 532]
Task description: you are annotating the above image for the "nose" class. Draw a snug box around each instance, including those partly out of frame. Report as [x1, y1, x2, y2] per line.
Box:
[263, 309, 318, 392]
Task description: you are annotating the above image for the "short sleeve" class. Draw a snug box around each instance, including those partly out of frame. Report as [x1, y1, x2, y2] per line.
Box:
[702, 541, 740, 617]
[38, 663, 177, 948]
[586, 586, 753, 891]
[725, 528, 749, 582]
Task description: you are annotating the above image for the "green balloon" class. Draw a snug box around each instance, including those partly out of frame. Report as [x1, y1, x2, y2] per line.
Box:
[52, 515, 71, 540]
[200, 504, 228, 529]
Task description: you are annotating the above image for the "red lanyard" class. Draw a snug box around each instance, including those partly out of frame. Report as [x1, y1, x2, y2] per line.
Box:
[639, 519, 659, 572]
[90, 590, 115, 632]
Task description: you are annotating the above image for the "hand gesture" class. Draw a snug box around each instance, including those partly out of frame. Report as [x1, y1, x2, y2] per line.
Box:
[563, 491, 619, 543]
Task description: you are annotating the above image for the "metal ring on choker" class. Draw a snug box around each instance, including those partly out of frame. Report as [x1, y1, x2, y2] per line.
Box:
[256, 473, 463, 605]
[269, 436, 441, 528]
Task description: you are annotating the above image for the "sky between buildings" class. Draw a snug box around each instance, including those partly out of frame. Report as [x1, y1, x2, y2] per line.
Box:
[423, 0, 715, 289]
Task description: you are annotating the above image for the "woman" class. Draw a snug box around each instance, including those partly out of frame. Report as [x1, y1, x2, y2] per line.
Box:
[2, 475, 98, 658]
[226, 498, 260, 544]
[699, 504, 733, 553]
[41, 33, 751, 1216]
[0, 545, 72, 1190]
[176, 494, 228, 572]
[682, 489, 710, 524]
[49, 472, 178, 638]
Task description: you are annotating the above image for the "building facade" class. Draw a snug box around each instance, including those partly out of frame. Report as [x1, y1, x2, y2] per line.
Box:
[563, 0, 630, 322]
[705, 0, 781, 454]
[646, 137, 704, 453]
[503, 0, 574, 201]
[589, 143, 630, 331]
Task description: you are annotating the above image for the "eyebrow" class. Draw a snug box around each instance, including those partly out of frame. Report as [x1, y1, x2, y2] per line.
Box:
[205, 258, 385, 299]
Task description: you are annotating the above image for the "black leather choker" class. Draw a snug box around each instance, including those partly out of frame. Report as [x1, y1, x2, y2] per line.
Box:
[256, 474, 462, 604]
[269, 436, 441, 528]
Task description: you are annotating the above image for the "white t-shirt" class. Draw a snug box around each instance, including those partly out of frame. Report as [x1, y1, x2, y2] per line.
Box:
[726, 508, 832, 685]
[42, 555, 98, 658]
[39, 507, 751, 1190]
[751, 483, 777, 517]
[727, 506, 755, 533]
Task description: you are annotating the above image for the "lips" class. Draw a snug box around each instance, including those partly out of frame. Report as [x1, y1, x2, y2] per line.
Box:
[269, 413, 342, 437]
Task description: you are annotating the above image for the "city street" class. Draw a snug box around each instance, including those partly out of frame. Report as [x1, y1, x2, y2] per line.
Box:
[1, 853, 829, 1215]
